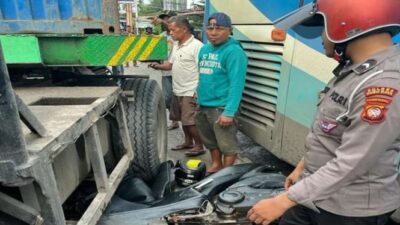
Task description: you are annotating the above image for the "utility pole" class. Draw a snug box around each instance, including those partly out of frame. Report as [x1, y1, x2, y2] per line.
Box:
[125, 2, 132, 33]
[134, 0, 139, 34]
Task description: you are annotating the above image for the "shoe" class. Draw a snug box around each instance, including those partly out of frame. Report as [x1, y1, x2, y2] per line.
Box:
[184, 149, 206, 156]
[171, 144, 194, 151]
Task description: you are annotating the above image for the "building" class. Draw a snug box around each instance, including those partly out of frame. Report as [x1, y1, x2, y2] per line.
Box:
[163, 0, 187, 11]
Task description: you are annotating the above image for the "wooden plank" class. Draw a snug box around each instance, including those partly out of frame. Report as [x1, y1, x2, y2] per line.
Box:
[84, 124, 109, 192]
[76, 99, 135, 225]
[15, 94, 47, 137]
[115, 99, 134, 159]
[0, 191, 43, 225]
[77, 155, 131, 225]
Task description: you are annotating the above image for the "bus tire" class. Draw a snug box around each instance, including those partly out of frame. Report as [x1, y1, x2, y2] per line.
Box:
[122, 78, 167, 182]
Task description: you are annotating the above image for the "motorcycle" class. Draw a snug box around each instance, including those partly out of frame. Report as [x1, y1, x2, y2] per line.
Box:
[98, 162, 286, 225]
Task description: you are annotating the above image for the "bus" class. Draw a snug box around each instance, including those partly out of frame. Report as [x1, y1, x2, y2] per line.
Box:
[203, 0, 400, 222]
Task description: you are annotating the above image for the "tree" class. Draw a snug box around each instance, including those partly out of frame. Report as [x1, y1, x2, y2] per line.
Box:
[139, 0, 163, 16]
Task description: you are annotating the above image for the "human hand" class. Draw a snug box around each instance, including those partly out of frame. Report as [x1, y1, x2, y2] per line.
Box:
[151, 17, 162, 24]
[193, 93, 200, 110]
[284, 160, 304, 191]
[247, 193, 295, 225]
[216, 115, 233, 128]
[285, 169, 302, 191]
[148, 62, 160, 69]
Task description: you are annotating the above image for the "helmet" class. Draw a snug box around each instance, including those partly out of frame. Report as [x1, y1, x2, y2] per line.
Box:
[315, 0, 400, 43]
[175, 159, 206, 187]
[274, 0, 400, 43]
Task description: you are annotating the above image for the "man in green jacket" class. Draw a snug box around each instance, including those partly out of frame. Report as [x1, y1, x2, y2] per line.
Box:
[196, 12, 248, 173]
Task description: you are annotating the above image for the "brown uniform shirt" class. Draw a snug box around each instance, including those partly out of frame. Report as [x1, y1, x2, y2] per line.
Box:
[288, 45, 400, 216]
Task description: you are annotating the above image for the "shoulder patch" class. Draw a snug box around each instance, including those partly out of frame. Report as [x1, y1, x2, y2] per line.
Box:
[365, 87, 398, 97]
[320, 120, 338, 133]
[361, 87, 398, 124]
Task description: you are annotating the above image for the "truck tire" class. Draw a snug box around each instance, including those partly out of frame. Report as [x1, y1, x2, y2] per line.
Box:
[122, 78, 167, 182]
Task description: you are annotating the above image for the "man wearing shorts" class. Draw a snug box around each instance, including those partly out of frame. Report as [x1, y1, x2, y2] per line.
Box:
[196, 13, 248, 173]
[149, 16, 205, 156]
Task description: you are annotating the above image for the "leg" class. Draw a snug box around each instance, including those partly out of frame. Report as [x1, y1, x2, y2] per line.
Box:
[279, 205, 315, 225]
[180, 97, 193, 145]
[170, 95, 192, 150]
[188, 125, 203, 149]
[184, 125, 206, 156]
[182, 125, 194, 146]
[315, 208, 393, 225]
[208, 148, 223, 173]
[213, 109, 240, 167]
[194, 108, 220, 167]
[223, 154, 237, 167]
[179, 97, 204, 154]
[171, 125, 193, 150]
[161, 76, 179, 130]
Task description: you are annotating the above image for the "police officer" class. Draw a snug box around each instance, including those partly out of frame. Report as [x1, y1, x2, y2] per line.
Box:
[247, 0, 400, 224]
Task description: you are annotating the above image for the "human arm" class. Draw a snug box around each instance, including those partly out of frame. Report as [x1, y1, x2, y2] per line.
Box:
[247, 192, 296, 225]
[246, 158, 304, 224]
[216, 115, 234, 128]
[222, 48, 248, 117]
[285, 159, 305, 191]
[288, 77, 400, 211]
[148, 62, 172, 71]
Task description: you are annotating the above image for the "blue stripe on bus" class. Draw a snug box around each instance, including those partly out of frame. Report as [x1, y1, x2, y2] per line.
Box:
[250, 0, 300, 21]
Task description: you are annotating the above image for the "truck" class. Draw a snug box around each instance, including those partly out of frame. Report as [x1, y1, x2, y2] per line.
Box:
[203, 0, 400, 223]
[0, 0, 169, 224]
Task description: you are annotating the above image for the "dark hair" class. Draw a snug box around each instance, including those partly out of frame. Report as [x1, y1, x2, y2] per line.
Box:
[158, 11, 177, 20]
[168, 16, 194, 34]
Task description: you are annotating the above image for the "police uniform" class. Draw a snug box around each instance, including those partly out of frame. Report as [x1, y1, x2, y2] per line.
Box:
[287, 45, 400, 218]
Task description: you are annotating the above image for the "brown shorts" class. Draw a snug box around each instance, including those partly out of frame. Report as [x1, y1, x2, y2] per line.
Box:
[169, 95, 197, 126]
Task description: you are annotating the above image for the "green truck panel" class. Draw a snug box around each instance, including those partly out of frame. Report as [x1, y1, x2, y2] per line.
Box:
[0, 34, 167, 66]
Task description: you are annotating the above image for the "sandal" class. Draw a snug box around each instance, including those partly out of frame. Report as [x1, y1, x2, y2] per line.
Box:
[171, 144, 194, 151]
[184, 149, 206, 156]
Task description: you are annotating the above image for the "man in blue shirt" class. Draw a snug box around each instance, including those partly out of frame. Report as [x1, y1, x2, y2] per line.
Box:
[196, 12, 248, 173]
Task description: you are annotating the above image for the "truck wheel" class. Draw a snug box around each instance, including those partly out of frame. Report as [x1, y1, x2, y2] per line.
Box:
[122, 78, 167, 182]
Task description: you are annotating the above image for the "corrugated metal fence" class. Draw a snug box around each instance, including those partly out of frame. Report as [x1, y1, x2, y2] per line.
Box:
[0, 0, 119, 34]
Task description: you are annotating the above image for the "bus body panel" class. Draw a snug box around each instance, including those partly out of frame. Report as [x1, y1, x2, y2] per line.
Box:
[208, 0, 336, 165]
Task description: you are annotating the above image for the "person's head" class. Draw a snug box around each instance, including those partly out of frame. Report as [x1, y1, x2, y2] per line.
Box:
[276, 0, 400, 61]
[168, 16, 193, 42]
[126, 25, 132, 33]
[206, 12, 232, 46]
[145, 27, 153, 34]
[158, 11, 177, 32]
[315, 0, 400, 44]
